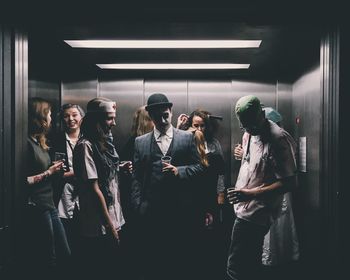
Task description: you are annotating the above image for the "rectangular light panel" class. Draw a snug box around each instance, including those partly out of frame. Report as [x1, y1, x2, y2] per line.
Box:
[96, 64, 250, 69]
[64, 40, 261, 48]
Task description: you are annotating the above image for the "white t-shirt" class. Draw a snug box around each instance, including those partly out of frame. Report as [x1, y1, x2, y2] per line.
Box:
[234, 121, 297, 227]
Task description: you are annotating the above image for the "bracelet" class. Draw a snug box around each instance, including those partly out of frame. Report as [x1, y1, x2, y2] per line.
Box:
[27, 170, 50, 185]
[39, 170, 50, 182]
[33, 174, 43, 183]
[43, 170, 51, 179]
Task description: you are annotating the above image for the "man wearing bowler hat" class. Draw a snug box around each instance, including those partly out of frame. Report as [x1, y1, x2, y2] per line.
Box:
[131, 93, 203, 280]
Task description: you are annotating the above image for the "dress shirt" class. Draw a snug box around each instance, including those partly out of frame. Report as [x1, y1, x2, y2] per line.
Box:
[154, 126, 173, 155]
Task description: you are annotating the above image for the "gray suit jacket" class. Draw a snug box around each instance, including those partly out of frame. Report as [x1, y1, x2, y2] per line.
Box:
[131, 127, 203, 216]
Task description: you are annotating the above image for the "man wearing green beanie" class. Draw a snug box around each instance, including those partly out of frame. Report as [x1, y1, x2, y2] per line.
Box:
[226, 95, 297, 280]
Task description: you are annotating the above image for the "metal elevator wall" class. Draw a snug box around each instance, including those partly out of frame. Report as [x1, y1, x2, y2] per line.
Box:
[22, 23, 344, 278]
[30, 49, 325, 276]
[62, 78, 277, 186]
[40, 47, 327, 279]
[0, 24, 12, 272]
[292, 65, 322, 271]
[4, 21, 340, 278]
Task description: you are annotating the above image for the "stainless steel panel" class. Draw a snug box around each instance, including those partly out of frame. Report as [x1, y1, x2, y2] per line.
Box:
[29, 80, 60, 102]
[99, 79, 144, 153]
[293, 66, 321, 185]
[276, 82, 293, 134]
[292, 66, 321, 257]
[29, 80, 61, 125]
[61, 79, 98, 113]
[13, 30, 28, 267]
[188, 80, 233, 187]
[0, 26, 13, 268]
[144, 80, 188, 128]
[231, 80, 276, 107]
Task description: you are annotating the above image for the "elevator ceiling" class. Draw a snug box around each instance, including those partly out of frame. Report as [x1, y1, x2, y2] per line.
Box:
[26, 5, 327, 81]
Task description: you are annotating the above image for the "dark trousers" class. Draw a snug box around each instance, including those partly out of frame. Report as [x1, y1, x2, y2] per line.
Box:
[77, 233, 123, 279]
[226, 218, 269, 280]
[22, 207, 71, 278]
[60, 209, 80, 256]
[136, 212, 196, 280]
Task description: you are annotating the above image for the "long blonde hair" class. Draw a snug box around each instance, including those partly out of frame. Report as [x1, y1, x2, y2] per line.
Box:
[131, 106, 154, 137]
[28, 97, 51, 150]
[187, 127, 209, 167]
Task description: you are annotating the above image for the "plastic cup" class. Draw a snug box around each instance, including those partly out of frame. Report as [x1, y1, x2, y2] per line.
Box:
[161, 156, 172, 165]
[234, 143, 243, 160]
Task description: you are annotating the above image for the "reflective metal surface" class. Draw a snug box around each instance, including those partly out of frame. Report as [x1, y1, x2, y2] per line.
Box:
[292, 66, 321, 259]
[79, 78, 279, 186]
[99, 79, 144, 152]
[62, 79, 98, 113]
[276, 82, 293, 134]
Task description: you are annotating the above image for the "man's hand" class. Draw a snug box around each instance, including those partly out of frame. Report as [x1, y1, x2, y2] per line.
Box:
[119, 161, 133, 174]
[227, 186, 262, 204]
[234, 144, 244, 160]
[162, 163, 179, 176]
[105, 223, 120, 243]
[176, 114, 189, 129]
[49, 161, 65, 175]
[205, 212, 214, 227]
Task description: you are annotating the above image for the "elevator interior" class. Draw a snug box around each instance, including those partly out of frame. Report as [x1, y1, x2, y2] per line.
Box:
[0, 19, 343, 278]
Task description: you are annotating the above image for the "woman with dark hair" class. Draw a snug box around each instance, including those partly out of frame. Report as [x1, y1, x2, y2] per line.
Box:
[25, 97, 71, 275]
[73, 97, 131, 278]
[177, 109, 226, 219]
[50, 103, 85, 257]
[177, 109, 226, 280]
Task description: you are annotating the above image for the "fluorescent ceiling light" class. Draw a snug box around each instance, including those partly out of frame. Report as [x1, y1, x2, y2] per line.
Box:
[96, 64, 250, 69]
[64, 40, 261, 48]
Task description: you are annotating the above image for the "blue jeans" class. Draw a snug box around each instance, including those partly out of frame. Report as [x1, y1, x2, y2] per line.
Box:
[226, 218, 269, 280]
[27, 207, 71, 268]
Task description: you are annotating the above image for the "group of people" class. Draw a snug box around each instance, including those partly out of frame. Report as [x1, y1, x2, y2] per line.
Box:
[23, 92, 298, 280]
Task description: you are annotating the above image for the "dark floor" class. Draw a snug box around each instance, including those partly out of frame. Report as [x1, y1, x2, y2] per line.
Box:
[1, 260, 303, 280]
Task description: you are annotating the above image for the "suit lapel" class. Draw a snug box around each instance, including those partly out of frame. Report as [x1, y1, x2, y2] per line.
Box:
[146, 132, 155, 157]
[149, 131, 164, 156]
[168, 128, 178, 158]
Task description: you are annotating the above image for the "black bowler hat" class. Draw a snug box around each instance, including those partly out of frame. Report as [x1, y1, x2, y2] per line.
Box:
[145, 93, 173, 112]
